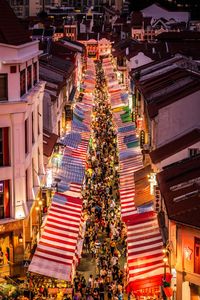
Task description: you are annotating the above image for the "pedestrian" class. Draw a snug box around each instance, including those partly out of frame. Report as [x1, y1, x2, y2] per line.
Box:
[88, 275, 94, 289]
[110, 240, 116, 256]
[98, 281, 104, 300]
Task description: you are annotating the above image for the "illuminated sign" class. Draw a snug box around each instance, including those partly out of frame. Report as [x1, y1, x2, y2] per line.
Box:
[148, 173, 157, 195]
[140, 130, 145, 148]
[184, 246, 193, 261]
[0, 182, 3, 193]
[137, 117, 143, 130]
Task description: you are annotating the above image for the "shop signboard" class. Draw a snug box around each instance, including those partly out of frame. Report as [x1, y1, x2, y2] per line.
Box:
[137, 117, 143, 130]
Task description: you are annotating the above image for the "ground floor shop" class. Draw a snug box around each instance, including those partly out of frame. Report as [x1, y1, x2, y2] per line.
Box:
[0, 220, 24, 277]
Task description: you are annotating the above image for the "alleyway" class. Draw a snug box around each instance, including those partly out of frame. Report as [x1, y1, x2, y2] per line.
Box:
[75, 61, 127, 300]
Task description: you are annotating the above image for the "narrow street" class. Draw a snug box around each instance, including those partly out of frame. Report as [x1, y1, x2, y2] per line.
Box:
[75, 60, 127, 300]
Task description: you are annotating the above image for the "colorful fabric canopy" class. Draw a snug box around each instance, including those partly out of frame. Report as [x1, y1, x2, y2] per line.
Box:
[28, 193, 83, 280]
[29, 59, 96, 281]
[102, 57, 171, 297]
[127, 211, 170, 292]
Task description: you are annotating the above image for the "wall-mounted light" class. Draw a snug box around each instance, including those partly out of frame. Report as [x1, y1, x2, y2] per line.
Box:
[163, 256, 168, 263]
[18, 233, 23, 243]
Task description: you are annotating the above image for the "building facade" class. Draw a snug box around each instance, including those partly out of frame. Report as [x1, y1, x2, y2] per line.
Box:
[0, 0, 45, 275]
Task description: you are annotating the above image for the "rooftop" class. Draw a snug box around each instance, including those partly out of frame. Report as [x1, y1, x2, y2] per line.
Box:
[132, 55, 200, 118]
[150, 128, 200, 164]
[157, 155, 200, 228]
[40, 55, 75, 78]
[0, 0, 30, 45]
[141, 3, 190, 23]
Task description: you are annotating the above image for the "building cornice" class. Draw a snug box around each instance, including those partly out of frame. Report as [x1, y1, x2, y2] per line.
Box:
[0, 40, 39, 49]
[2, 50, 43, 64]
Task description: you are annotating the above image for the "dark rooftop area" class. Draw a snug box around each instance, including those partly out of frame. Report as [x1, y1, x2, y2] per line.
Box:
[0, 0, 31, 45]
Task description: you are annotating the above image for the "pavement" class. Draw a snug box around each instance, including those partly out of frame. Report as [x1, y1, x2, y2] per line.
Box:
[76, 252, 96, 282]
[77, 251, 128, 300]
[76, 229, 128, 300]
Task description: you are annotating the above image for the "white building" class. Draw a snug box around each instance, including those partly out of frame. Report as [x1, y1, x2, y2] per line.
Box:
[0, 0, 45, 275]
[141, 3, 190, 23]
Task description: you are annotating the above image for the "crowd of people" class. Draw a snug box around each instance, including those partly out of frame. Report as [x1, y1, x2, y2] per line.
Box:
[74, 61, 127, 300]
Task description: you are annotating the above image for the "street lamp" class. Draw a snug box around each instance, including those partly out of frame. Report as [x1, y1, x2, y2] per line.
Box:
[163, 256, 168, 280]
[18, 233, 23, 243]
[162, 244, 171, 300]
[35, 200, 43, 238]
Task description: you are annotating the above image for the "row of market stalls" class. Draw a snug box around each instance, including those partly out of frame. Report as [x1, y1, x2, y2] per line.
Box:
[102, 57, 171, 299]
[28, 59, 96, 283]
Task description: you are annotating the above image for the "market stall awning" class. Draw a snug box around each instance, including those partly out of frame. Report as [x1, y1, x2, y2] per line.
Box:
[28, 193, 82, 281]
[43, 129, 59, 157]
[134, 165, 154, 208]
[127, 211, 171, 295]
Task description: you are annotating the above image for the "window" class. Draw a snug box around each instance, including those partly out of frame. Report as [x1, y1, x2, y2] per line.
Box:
[25, 119, 28, 154]
[0, 74, 8, 101]
[20, 69, 26, 96]
[194, 238, 200, 274]
[0, 128, 9, 167]
[27, 65, 32, 90]
[58, 121, 60, 137]
[32, 158, 35, 186]
[37, 106, 40, 135]
[10, 66, 17, 73]
[32, 112, 35, 144]
[0, 180, 10, 219]
[189, 148, 200, 157]
[33, 62, 38, 85]
[0, 182, 4, 219]
[38, 148, 40, 175]
[25, 169, 28, 201]
[0, 130, 3, 166]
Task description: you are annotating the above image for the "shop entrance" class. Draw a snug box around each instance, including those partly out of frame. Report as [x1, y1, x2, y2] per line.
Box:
[0, 233, 13, 277]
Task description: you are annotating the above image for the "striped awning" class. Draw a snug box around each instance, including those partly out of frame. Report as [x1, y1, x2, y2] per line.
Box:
[119, 155, 143, 222]
[28, 193, 83, 281]
[108, 79, 171, 297]
[127, 211, 171, 293]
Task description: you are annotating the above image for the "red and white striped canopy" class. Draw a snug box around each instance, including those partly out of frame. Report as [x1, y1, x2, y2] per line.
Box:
[127, 211, 171, 292]
[28, 193, 83, 281]
[119, 155, 143, 222]
[111, 94, 171, 295]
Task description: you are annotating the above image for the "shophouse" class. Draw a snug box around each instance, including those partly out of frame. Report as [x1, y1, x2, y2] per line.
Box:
[51, 38, 86, 92]
[157, 155, 200, 300]
[130, 53, 200, 299]
[0, 0, 45, 276]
